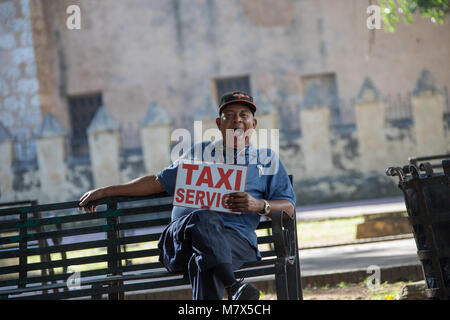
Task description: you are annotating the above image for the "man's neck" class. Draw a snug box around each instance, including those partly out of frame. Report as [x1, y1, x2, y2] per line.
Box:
[222, 142, 249, 151]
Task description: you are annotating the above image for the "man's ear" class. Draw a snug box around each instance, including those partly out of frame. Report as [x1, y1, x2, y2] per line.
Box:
[253, 117, 257, 129]
[216, 117, 221, 129]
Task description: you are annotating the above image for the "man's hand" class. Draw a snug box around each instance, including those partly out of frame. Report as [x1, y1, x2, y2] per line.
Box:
[224, 192, 264, 213]
[79, 188, 106, 213]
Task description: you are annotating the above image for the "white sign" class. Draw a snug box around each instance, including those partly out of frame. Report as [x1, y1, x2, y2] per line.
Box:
[173, 160, 248, 213]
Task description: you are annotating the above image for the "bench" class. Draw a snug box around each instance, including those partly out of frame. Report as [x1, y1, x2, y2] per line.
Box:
[0, 183, 302, 300]
[0, 200, 68, 293]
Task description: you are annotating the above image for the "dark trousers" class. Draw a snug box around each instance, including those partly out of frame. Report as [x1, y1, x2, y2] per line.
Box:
[158, 210, 258, 300]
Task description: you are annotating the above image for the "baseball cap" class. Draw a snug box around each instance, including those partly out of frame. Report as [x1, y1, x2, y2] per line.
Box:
[218, 91, 257, 114]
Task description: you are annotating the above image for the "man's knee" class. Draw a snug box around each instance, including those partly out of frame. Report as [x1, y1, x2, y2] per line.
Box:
[187, 210, 224, 233]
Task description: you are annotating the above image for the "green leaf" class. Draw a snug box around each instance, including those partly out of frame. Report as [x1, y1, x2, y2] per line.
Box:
[377, 0, 449, 31]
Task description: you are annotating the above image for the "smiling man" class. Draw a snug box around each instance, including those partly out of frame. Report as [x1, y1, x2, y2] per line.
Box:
[79, 91, 296, 300]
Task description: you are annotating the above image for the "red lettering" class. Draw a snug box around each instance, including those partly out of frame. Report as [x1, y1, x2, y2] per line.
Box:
[195, 190, 206, 207]
[234, 170, 242, 191]
[182, 163, 199, 185]
[175, 188, 185, 203]
[185, 189, 195, 204]
[196, 166, 214, 187]
[215, 168, 233, 190]
[216, 192, 221, 207]
[206, 191, 217, 207]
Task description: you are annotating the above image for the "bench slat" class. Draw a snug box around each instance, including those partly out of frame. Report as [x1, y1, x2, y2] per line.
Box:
[7, 276, 189, 300]
[0, 193, 172, 217]
[0, 205, 173, 230]
[0, 239, 110, 259]
[0, 267, 108, 288]
[0, 253, 110, 275]
[0, 219, 167, 245]
[257, 235, 273, 244]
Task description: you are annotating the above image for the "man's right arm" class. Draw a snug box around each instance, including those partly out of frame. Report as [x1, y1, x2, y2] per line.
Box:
[79, 175, 165, 213]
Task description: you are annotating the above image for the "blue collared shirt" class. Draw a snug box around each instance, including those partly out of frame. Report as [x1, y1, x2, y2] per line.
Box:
[157, 140, 296, 254]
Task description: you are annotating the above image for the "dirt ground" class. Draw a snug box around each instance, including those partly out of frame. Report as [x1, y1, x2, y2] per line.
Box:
[261, 282, 408, 300]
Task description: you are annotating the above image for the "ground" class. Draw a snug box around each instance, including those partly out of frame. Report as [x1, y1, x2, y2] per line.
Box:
[261, 281, 409, 300]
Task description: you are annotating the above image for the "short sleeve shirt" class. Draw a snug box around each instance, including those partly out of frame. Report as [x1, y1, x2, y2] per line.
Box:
[157, 141, 296, 254]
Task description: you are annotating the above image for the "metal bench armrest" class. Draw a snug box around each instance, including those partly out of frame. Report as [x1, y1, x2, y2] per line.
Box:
[271, 210, 295, 259]
[270, 210, 303, 300]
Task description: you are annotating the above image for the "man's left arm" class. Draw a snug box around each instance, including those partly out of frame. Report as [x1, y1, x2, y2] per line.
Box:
[263, 199, 295, 218]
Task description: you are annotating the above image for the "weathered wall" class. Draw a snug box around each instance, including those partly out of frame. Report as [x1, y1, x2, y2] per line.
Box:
[1, 0, 450, 206]
[278, 72, 450, 205]
[28, 0, 450, 141]
[0, 0, 42, 160]
[2, 74, 447, 206]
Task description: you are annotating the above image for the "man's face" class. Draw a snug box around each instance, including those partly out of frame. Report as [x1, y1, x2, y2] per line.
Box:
[216, 103, 257, 149]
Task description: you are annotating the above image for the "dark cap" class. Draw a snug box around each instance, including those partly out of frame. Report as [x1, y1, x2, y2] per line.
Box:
[218, 91, 257, 114]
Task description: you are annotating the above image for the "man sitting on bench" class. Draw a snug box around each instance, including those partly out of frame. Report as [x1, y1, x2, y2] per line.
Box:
[79, 91, 296, 300]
